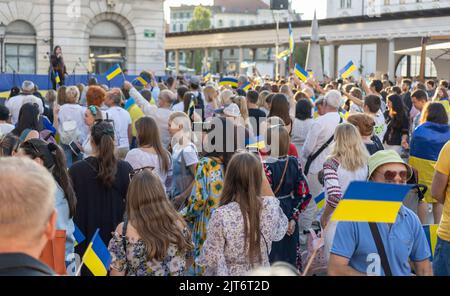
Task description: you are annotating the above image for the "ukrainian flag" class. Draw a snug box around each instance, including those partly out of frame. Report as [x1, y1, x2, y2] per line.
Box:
[289, 22, 294, 54]
[409, 122, 450, 202]
[82, 229, 112, 276]
[277, 49, 291, 60]
[203, 71, 212, 81]
[294, 64, 309, 82]
[219, 77, 238, 88]
[73, 224, 85, 247]
[54, 72, 61, 84]
[331, 181, 411, 223]
[339, 61, 357, 79]
[125, 98, 145, 137]
[240, 82, 252, 92]
[423, 224, 438, 260]
[132, 75, 150, 87]
[314, 192, 326, 211]
[246, 135, 265, 150]
[105, 64, 123, 81]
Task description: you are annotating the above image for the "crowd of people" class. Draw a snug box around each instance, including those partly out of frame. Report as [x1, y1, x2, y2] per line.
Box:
[0, 68, 450, 277]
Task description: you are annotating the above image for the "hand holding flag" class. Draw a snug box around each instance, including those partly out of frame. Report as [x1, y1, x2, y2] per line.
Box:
[77, 229, 112, 276]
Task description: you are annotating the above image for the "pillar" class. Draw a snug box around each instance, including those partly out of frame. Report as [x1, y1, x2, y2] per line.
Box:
[190, 49, 195, 69]
[219, 49, 224, 75]
[328, 43, 336, 79]
[238, 47, 244, 74]
[251, 48, 257, 62]
[175, 49, 180, 75]
[388, 38, 396, 80]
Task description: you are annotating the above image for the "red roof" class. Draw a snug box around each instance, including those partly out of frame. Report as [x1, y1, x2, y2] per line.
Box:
[213, 0, 269, 14]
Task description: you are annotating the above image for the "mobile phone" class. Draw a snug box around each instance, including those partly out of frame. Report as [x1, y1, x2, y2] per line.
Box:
[69, 141, 81, 156]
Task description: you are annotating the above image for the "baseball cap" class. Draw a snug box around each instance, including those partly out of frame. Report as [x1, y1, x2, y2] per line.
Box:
[324, 90, 342, 108]
[368, 150, 413, 180]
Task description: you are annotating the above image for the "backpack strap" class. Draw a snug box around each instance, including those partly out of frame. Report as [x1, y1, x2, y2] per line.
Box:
[273, 158, 290, 196]
[122, 217, 129, 276]
[368, 223, 392, 276]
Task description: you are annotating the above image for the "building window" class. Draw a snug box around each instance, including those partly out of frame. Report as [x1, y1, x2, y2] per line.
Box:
[396, 55, 437, 78]
[230, 20, 236, 27]
[240, 20, 246, 26]
[5, 44, 36, 74]
[180, 23, 184, 31]
[4, 20, 36, 74]
[340, 0, 351, 8]
[172, 24, 177, 32]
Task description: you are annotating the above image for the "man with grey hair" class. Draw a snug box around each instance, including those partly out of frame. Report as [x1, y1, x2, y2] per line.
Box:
[124, 81, 175, 148]
[5, 81, 44, 125]
[0, 157, 57, 276]
[105, 88, 132, 159]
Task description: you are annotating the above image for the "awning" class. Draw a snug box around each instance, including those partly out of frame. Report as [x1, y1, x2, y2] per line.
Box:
[394, 42, 450, 60]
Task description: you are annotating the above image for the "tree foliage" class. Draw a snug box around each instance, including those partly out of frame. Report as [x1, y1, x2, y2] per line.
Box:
[188, 6, 212, 31]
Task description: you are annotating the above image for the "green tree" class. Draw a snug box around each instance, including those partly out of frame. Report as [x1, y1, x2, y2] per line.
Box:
[188, 6, 212, 31]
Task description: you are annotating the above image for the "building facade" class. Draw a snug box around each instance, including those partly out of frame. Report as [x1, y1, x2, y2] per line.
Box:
[324, 0, 450, 79]
[0, 0, 165, 76]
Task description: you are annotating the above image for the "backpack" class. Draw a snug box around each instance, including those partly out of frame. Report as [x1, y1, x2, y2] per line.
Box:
[59, 120, 80, 145]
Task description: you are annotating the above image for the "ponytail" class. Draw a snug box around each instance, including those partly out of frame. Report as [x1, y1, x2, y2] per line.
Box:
[91, 121, 117, 187]
[48, 143, 77, 218]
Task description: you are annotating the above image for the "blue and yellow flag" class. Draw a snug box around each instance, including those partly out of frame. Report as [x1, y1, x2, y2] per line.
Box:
[219, 77, 238, 88]
[339, 61, 357, 79]
[314, 192, 326, 211]
[203, 71, 212, 81]
[246, 135, 265, 150]
[294, 64, 309, 82]
[125, 98, 145, 137]
[240, 82, 252, 92]
[289, 22, 294, 54]
[331, 181, 411, 223]
[277, 49, 291, 60]
[54, 72, 61, 84]
[132, 75, 150, 87]
[105, 64, 123, 81]
[423, 224, 438, 260]
[73, 224, 85, 247]
[82, 229, 112, 276]
[409, 122, 450, 202]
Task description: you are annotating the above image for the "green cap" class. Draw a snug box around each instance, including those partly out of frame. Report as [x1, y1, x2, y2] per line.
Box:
[368, 150, 412, 180]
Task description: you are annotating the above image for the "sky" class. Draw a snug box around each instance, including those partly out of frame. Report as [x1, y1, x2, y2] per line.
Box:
[163, 0, 327, 22]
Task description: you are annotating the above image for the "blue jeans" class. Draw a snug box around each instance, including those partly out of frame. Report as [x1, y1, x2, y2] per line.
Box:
[62, 144, 82, 168]
[433, 237, 450, 276]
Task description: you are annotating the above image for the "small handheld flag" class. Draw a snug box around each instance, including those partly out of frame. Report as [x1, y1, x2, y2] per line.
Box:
[289, 22, 294, 54]
[73, 224, 85, 247]
[125, 98, 145, 137]
[240, 82, 252, 92]
[314, 192, 326, 211]
[105, 64, 123, 81]
[203, 71, 212, 81]
[331, 181, 411, 223]
[82, 229, 112, 276]
[54, 72, 61, 84]
[294, 64, 309, 82]
[246, 135, 265, 150]
[132, 75, 150, 87]
[423, 224, 438, 260]
[339, 61, 357, 79]
[219, 77, 238, 88]
[277, 49, 291, 60]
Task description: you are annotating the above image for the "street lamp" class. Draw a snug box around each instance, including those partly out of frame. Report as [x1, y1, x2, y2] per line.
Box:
[0, 22, 6, 73]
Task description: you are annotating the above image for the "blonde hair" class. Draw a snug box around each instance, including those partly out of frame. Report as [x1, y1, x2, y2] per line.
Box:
[204, 85, 218, 103]
[328, 123, 369, 171]
[231, 96, 249, 121]
[257, 90, 270, 108]
[65, 86, 80, 104]
[0, 157, 56, 240]
[219, 89, 233, 106]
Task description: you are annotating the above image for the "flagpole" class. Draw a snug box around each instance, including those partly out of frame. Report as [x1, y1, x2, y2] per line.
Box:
[75, 257, 85, 276]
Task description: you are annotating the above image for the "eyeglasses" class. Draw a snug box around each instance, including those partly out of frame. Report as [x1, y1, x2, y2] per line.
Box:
[375, 169, 410, 183]
[129, 166, 155, 180]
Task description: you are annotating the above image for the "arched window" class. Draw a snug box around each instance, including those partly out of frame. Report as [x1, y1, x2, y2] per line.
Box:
[5, 20, 36, 74]
[395, 55, 437, 78]
[89, 21, 126, 74]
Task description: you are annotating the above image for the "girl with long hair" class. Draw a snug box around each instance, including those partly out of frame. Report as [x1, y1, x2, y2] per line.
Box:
[69, 121, 133, 275]
[184, 116, 248, 275]
[108, 168, 193, 276]
[432, 86, 450, 114]
[268, 94, 294, 136]
[125, 116, 173, 193]
[198, 152, 288, 275]
[263, 124, 311, 269]
[18, 139, 77, 262]
[203, 86, 219, 119]
[383, 94, 410, 154]
[82, 105, 103, 158]
[11, 103, 40, 142]
[320, 123, 369, 259]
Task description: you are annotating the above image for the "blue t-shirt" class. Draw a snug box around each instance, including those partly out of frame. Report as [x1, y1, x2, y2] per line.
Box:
[331, 206, 431, 276]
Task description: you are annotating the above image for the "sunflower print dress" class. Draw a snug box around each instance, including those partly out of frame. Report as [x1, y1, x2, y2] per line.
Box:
[183, 156, 224, 275]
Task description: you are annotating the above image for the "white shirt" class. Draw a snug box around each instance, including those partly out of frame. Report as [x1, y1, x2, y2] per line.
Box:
[0, 123, 15, 136]
[130, 88, 173, 149]
[301, 112, 342, 174]
[372, 110, 387, 142]
[291, 118, 314, 155]
[106, 106, 132, 149]
[58, 104, 88, 143]
[171, 101, 185, 112]
[6, 94, 44, 125]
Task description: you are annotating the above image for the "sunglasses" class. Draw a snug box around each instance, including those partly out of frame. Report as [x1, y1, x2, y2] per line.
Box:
[375, 169, 410, 183]
[129, 166, 155, 180]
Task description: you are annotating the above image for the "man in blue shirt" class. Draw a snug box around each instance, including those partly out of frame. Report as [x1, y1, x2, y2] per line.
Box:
[328, 150, 432, 276]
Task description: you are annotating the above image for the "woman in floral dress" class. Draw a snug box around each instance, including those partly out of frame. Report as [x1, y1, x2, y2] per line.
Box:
[108, 168, 193, 276]
[183, 117, 249, 275]
[198, 152, 288, 275]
